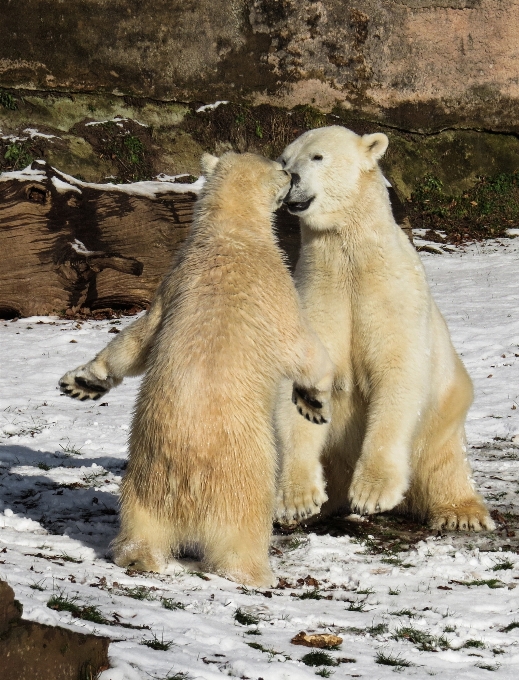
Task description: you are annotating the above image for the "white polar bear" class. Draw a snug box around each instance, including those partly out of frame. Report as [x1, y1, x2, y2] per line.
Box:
[275, 126, 494, 532]
[60, 151, 333, 585]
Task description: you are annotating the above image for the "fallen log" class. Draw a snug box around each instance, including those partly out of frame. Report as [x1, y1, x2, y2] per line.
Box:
[0, 161, 301, 318]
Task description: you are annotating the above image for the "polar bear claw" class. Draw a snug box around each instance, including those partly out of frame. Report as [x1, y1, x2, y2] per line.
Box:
[292, 386, 330, 424]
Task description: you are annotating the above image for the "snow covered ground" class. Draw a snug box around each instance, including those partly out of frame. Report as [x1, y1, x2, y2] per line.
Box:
[1, 238, 519, 679]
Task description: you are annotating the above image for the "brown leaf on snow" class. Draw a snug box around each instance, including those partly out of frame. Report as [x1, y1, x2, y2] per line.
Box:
[291, 631, 343, 648]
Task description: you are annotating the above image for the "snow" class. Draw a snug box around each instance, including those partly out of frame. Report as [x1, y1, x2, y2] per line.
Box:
[0, 163, 47, 182]
[51, 176, 82, 194]
[70, 238, 96, 256]
[85, 116, 148, 128]
[0, 127, 59, 143]
[54, 168, 205, 199]
[1, 239, 519, 679]
[196, 101, 229, 113]
[0, 162, 205, 198]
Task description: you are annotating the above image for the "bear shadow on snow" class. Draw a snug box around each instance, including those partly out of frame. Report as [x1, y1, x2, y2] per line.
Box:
[0, 443, 124, 557]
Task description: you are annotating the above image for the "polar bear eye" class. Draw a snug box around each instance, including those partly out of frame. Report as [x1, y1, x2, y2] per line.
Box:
[311, 154, 323, 161]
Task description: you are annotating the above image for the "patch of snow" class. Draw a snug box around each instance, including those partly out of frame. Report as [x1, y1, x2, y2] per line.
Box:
[70, 239, 96, 256]
[1, 240, 519, 679]
[0, 163, 46, 182]
[51, 176, 82, 195]
[196, 101, 229, 113]
[85, 116, 148, 128]
[23, 128, 58, 140]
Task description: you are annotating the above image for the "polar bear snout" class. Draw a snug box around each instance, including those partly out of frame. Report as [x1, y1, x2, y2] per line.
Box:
[284, 176, 315, 213]
[285, 196, 315, 214]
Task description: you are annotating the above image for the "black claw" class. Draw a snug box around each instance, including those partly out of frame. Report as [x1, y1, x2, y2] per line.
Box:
[63, 388, 72, 394]
[71, 392, 80, 399]
[75, 376, 108, 393]
[313, 416, 319, 424]
[297, 407, 303, 415]
[305, 413, 311, 421]
[80, 395, 89, 401]
[294, 387, 323, 409]
[92, 394, 101, 401]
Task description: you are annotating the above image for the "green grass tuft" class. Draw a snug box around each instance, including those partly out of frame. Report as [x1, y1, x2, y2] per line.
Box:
[491, 559, 514, 571]
[234, 608, 260, 625]
[463, 639, 485, 649]
[458, 579, 505, 589]
[390, 609, 416, 618]
[47, 593, 110, 625]
[375, 651, 413, 668]
[120, 585, 155, 600]
[298, 589, 323, 600]
[301, 651, 338, 667]
[141, 632, 174, 651]
[162, 598, 185, 611]
[346, 599, 367, 612]
[392, 626, 450, 652]
[500, 621, 519, 633]
[0, 89, 17, 110]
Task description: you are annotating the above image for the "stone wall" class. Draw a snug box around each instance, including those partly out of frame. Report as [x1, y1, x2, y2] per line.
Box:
[1, 1, 519, 197]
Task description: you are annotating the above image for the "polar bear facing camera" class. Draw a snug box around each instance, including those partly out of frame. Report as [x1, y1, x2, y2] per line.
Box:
[60, 151, 333, 585]
[275, 126, 494, 532]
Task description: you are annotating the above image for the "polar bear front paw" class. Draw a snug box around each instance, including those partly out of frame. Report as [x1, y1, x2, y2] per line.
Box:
[348, 465, 407, 516]
[275, 481, 328, 524]
[59, 365, 117, 401]
[292, 386, 331, 424]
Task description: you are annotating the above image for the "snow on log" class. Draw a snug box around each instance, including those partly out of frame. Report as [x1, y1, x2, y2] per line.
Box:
[0, 161, 301, 318]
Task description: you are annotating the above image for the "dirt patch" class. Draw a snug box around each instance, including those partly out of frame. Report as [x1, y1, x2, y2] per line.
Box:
[72, 118, 155, 183]
[407, 172, 519, 243]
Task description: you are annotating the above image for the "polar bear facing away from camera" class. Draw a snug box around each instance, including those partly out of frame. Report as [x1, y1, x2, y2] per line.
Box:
[275, 126, 494, 532]
[60, 151, 333, 585]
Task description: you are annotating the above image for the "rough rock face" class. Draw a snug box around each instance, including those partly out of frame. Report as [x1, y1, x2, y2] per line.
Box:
[1, 0, 518, 132]
[0, 579, 109, 680]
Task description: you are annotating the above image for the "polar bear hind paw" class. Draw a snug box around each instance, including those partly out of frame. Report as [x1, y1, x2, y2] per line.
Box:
[275, 483, 328, 524]
[292, 386, 330, 424]
[429, 502, 496, 532]
[112, 540, 168, 573]
[59, 368, 112, 401]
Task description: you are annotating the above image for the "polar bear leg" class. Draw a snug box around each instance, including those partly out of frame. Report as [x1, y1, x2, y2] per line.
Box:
[275, 381, 330, 523]
[204, 525, 274, 588]
[59, 292, 164, 400]
[407, 428, 495, 531]
[111, 500, 180, 573]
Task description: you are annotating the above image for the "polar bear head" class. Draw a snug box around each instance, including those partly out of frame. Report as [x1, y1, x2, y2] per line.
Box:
[200, 152, 291, 212]
[278, 126, 388, 228]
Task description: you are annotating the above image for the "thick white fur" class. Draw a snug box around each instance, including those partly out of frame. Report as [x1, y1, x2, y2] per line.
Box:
[276, 126, 494, 531]
[60, 152, 333, 585]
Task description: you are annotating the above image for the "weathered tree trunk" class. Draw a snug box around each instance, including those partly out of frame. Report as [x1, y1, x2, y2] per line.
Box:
[0, 161, 301, 318]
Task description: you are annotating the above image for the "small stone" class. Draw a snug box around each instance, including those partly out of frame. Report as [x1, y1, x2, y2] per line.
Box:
[291, 631, 342, 648]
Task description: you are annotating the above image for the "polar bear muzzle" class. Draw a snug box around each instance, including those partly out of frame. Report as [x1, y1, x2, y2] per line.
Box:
[284, 196, 315, 213]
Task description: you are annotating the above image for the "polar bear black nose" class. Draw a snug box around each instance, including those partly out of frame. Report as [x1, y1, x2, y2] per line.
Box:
[290, 173, 300, 187]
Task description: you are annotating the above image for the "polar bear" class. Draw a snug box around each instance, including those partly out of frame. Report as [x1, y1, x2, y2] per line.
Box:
[60, 151, 333, 585]
[275, 126, 494, 532]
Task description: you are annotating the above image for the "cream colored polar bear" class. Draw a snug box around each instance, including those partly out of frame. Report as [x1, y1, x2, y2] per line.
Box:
[275, 126, 494, 532]
[60, 151, 333, 586]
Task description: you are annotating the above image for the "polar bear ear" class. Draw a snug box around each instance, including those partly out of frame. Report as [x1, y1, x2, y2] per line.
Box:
[361, 133, 389, 163]
[200, 153, 220, 178]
